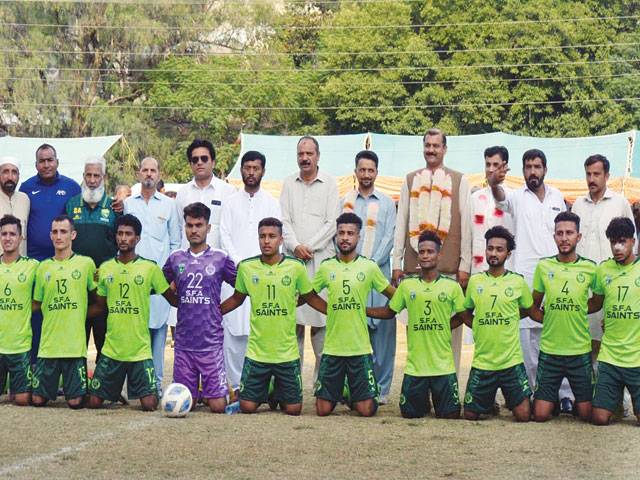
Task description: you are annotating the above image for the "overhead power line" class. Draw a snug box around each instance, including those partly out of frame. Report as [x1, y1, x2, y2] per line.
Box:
[0, 42, 637, 58]
[3, 58, 639, 74]
[0, 14, 638, 31]
[2, 72, 638, 87]
[3, 97, 640, 111]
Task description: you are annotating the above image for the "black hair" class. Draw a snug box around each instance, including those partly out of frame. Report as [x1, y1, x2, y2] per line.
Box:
[422, 128, 447, 146]
[156, 179, 165, 192]
[186, 139, 216, 162]
[354, 150, 379, 168]
[336, 212, 362, 230]
[606, 217, 636, 241]
[297, 136, 320, 154]
[183, 202, 211, 223]
[418, 230, 442, 251]
[522, 148, 547, 168]
[115, 214, 142, 236]
[241, 150, 266, 169]
[0, 214, 22, 235]
[485, 225, 516, 252]
[35, 143, 57, 160]
[484, 146, 509, 164]
[52, 214, 74, 230]
[584, 154, 610, 174]
[258, 217, 282, 234]
[554, 211, 581, 231]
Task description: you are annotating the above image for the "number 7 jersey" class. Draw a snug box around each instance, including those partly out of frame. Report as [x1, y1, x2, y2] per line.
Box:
[163, 247, 236, 352]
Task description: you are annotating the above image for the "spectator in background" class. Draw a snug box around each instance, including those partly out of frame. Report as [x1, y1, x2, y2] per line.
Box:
[114, 184, 132, 203]
[65, 156, 119, 363]
[124, 156, 181, 395]
[280, 136, 341, 381]
[19, 143, 81, 363]
[0, 156, 30, 255]
[220, 150, 281, 393]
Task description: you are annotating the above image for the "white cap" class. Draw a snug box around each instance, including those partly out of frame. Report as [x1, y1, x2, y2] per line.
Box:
[0, 156, 21, 171]
[84, 155, 106, 174]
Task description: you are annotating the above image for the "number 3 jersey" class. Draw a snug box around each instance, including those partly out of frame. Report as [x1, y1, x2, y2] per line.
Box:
[163, 247, 236, 352]
[532, 255, 596, 356]
[34, 254, 97, 358]
[97, 257, 170, 362]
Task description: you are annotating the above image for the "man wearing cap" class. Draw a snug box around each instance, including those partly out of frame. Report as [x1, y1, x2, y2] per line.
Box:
[0, 156, 29, 255]
[19, 143, 81, 362]
[65, 156, 119, 362]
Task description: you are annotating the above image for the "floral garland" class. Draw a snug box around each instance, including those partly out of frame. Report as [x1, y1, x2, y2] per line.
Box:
[408, 168, 452, 252]
[343, 190, 379, 259]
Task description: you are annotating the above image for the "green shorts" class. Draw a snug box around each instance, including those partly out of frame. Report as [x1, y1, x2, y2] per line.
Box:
[0, 352, 32, 394]
[464, 363, 532, 414]
[314, 354, 378, 404]
[400, 373, 461, 418]
[239, 357, 302, 405]
[32, 357, 87, 400]
[535, 351, 593, 403]
[90, 355, 157, 402]
[593, 361, 640, 414]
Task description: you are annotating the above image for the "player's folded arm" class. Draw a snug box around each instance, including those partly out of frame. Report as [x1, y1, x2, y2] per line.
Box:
[366, 304, 396, 320]
[87, 294, 106, 318]
[161, 287, 179, 307]
[300, 290, 326, 314]
[529, 291, 545, 323]
[220, 290, 247, 315]
[587, 294, 604, 314]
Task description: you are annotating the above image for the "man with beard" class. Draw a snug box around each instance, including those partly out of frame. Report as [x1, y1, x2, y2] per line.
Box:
[220, 151, 281, 393]
[488, 148, 571, 412]
[312, 213, 395, 417]
[19, 144, 80, 363]
[66, 156, 118, 362]
[0, 157, 29, 255]
[124, 157, 181, 395]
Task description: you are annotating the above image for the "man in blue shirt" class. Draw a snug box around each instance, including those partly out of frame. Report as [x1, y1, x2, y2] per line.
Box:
[19, 143, 81, 362]
[124, 156, 181, 394]
[341, 150, 396, 403]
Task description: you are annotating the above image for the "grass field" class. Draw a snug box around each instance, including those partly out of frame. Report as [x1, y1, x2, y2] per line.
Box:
[1, 326, 639, 480]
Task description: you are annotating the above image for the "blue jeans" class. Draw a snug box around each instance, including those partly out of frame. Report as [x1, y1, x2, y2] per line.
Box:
[149, 324, 168, 395]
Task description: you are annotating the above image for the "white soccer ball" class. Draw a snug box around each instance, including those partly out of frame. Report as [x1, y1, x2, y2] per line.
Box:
[161, 383, 193, 418]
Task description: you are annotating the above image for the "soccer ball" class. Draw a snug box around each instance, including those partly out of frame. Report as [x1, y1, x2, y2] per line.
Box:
[161, 383, 193, 418]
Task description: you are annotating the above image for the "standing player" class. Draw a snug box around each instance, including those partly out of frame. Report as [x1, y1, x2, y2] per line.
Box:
[31, 215, 97, 408]
[163, 202, 236, 413]
[88, 215, 175, 411]
[221, 217, 326, 415]
[0, 215, 38, 406]
[590, 217, 640, 425]
[530, 211, 596, 422]
[367, 230, 465, 419]
[463, 226, 534, 422]
[312, 212, 395, 417]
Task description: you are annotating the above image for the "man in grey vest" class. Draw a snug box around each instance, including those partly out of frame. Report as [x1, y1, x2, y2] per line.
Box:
[392, 128, 472, 372]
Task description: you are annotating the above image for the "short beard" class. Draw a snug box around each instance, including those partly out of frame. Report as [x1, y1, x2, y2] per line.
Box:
[1, 181, 16, 195]
[82, 181, 105, 204]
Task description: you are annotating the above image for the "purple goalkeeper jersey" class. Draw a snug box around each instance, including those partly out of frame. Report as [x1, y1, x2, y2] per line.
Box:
[163, 247, 236, 352]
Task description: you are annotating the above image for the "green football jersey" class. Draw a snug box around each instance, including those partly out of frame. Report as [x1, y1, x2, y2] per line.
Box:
[593, 258, 640, 368]
[34, 254, 97, 358]
[533, 256, 596, 356]
[389, 275, 465, 376]
[97, 256, 170, 362]
[312, 255, 390, 356]
[236, 256, 312, 363]
[464, 271, 533, 371]
[0, 256, 38, 354]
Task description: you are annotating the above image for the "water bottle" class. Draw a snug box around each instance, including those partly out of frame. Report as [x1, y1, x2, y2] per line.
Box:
[225, 400, 241, 415]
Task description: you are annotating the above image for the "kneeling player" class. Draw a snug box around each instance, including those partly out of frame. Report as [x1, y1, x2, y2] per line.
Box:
[221, 217, 325, 415]
[589, 217, 640, 425]
[312, 213, 395, 417]
[31, 215, 97, 409]
[530, 212, 596, 422]
[463, 226, 534, 422]
[88, 215, 174, 411]
[0, 215, 38, 406]
[368, 231, 465, 419]
[164, 202, 237, 413]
